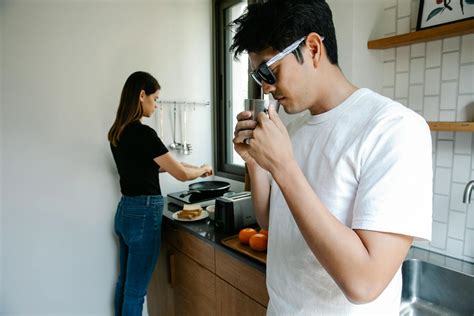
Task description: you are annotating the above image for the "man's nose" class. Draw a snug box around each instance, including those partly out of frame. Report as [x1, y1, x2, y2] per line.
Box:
[262, 81, 276, 95]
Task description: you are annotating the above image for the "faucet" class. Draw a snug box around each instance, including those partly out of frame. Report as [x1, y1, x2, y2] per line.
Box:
[463, 180, 474, 204]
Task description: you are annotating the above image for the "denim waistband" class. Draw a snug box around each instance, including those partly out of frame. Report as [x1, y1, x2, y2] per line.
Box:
[120, 195, 163, 208]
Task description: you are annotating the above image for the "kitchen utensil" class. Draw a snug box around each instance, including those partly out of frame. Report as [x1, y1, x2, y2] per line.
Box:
[169, 102, 182, 150]
[179, 180, 231, 198]
[182, 105, 192, 155]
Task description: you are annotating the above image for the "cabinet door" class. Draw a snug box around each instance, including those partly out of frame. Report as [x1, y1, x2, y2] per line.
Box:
[173, 247, 216, 316]
[147, 242, 175, 316]
[216, 277, 266, 316]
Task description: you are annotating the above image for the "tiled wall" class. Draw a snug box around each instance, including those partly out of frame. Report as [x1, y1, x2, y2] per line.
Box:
[382, 0, 474, 262]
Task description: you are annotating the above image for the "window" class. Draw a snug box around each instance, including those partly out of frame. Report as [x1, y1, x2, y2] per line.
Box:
[213, 0, 260, 181]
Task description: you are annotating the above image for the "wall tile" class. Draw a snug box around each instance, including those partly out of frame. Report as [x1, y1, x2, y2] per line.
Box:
[396, 46, 410, 72]
[454, 132, 472, 154]
[383, 61, 395, 86]
[448, 211, 466, 240]
[385, 0, 397, 8]
[397, 0, 411, 17]
[397, 16, 411, 35]
[436, 140, 453, 167]
[384, 8, 397, 35]
[410, 0, 418, 29]
[425, 68, 441, 95]
[443, 37, 460, 52]
[383, 48, 396, 61]
[457, 94, 474, 121]
[409, 85, 423, 110]
[410, 57, 425, 84]
[459, 65, 474, 94]
[411, 42, 425, 58]
[434, 167, 451, 195]
[463, 229, 474, 257]
[450, 183, 468, 212]
[439, 111, 455, 121]
[382, 87, 395, 99]
[426, 41, 442, 68]
[446, 238, 464, 257]
[441, 52, 459, 81]
[438, 132, 454, 140]
[452, 155, 471, 183]
[467, 204, 474, 229]
[396, 73, 409, 98]
[440, 82, 457, 110]
[423, 96, 439, 120]
[433, 194, 449, 222]
[460, 34, 474, 64]
[431, 221, 447, 249]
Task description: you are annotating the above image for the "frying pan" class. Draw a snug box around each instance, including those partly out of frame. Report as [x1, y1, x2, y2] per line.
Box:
[179, 180, 231, 198]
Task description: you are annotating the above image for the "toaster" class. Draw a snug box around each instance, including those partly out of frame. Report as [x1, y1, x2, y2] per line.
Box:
[214, 191, 256, 233]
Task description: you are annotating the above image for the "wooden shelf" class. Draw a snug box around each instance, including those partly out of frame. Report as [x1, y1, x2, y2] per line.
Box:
[428, 122, 474, 132]
[368, 19, 474, 49]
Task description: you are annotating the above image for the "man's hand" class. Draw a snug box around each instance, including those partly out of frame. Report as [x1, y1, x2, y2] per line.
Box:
[233, 110, 258, 164]
[245, 105, 294, 173]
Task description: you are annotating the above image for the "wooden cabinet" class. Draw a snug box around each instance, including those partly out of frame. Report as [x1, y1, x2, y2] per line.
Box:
[171, 246, 216, 316]
[216, 277, 266, 316]
[147, 223, 268, 315]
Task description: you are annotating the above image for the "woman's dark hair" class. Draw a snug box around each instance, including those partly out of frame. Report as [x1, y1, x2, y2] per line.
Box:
[230, 0, 338, 65]
[108, 71, 161, 146]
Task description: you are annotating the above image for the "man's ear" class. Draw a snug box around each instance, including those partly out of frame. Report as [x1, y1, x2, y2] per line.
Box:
[306, 32, 323, 68]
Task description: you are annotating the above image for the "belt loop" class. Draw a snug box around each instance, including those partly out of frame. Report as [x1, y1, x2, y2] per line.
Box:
[146, 196, 151, 207]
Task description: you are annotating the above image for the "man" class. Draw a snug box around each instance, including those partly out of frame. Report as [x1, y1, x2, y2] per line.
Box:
[231, 0, 432, 314]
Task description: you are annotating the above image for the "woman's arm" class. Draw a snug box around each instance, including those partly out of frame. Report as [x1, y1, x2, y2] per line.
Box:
[154, 153, 213, 181]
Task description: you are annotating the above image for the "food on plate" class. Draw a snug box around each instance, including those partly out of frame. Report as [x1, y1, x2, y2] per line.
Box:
[249, 233, 267, 252]
[183, 203, 202, 211]
[177, 207, 202, 219]
[259, 228, 268, 237]
[238, 228, 257, 245]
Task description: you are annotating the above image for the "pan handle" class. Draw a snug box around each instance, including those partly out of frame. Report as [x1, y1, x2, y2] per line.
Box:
[179, 190, 202, 198]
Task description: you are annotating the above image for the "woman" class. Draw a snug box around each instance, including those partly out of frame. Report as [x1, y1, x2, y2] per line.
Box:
[108, 71, 213, 316]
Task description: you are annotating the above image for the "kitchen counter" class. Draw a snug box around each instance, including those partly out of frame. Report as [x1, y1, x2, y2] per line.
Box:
[163, 200, 266, 274]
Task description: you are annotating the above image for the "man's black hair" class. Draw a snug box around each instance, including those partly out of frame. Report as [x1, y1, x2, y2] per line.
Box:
[230, 0, 338, 65]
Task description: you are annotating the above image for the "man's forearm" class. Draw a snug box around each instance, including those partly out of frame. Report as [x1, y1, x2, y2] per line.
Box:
[248, 162, 271, 229]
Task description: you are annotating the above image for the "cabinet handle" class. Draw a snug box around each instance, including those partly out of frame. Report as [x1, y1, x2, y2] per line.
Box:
[168, 253, 176, 288]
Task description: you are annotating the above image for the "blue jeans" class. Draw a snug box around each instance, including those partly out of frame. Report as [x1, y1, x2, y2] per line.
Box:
[114, 195, 164, 316]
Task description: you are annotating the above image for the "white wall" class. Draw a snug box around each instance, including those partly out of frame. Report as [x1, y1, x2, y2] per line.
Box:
[0, 0, 4, 309]
[0, 0, 212, 315]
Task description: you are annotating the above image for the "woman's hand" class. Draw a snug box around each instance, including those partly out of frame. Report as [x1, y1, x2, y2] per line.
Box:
[200, 164, 213, 177]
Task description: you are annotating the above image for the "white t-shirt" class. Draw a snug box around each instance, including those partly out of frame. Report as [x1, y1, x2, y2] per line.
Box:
[266, 88, 432, 315]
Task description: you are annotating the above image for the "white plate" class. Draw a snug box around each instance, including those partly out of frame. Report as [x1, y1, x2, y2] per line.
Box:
[172, 210, 209, 222]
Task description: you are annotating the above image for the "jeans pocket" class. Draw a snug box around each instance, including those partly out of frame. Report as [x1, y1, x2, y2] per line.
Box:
[122, 213, 146, 244]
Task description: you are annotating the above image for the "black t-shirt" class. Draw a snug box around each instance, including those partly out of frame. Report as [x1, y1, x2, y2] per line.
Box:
[111, 121, 169, 196]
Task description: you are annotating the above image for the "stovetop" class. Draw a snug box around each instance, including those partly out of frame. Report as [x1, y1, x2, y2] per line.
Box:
[167, 190, 232, 208]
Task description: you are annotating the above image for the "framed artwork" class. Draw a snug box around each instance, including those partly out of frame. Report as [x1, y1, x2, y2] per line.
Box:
[416, 0, 474, 30]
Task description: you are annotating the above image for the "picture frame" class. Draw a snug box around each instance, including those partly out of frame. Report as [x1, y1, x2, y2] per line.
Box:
[416, 0, 474, 30]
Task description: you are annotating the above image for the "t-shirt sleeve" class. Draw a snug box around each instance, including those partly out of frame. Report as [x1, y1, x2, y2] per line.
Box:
[141, 126, 169, 160]
[352, 110, 432, 241]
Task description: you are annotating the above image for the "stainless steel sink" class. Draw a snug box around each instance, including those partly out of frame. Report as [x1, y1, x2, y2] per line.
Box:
[400, 258, 474, 316]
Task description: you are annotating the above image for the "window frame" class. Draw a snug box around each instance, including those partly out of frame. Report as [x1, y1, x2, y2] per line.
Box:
[212, 0, 260, 182]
